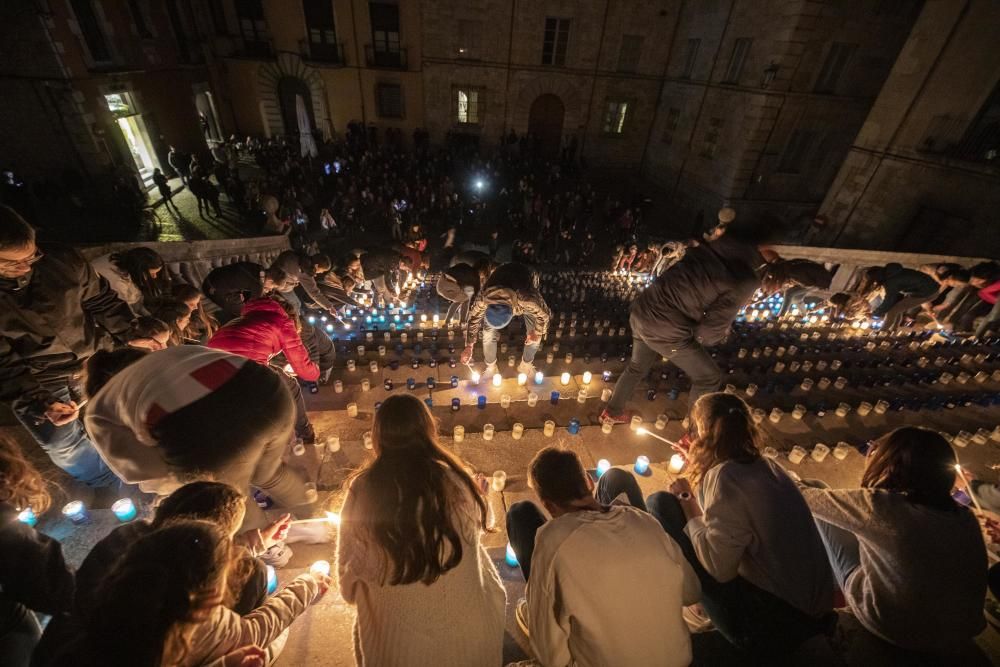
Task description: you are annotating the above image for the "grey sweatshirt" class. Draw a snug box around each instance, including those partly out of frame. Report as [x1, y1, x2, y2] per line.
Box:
[801, 487, 987, 652]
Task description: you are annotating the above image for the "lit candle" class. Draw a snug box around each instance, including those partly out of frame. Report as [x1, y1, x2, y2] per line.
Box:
[347, 402, 359, 417]
[360, 378, 371, 392]
[517, 373, 527, 386]
[512, 422, 524, 439]
[266, 565, 278, 594]
[334, 379, 344, 393]
[668, 454, 685, 474]
[601, 388, 612, 402]
[596, 459, 612, 477]
[787, 446, 807, 464]
[811, 443, 830, 463]
[483, 423, 495, 441]
[61, 500, 89, 525]
[111, 498, 137, 522]
[326, 435, 341, 452]
[17, 507, 37, 527]
[491, 470, 506, 491]
[630, 415, 643, 431]
[634, 455, 650, 475]
[363, 431, 373, 449]
[534, 371, 544, 385]
[470, 371, 481, 384]
[492, 373, 502, 387]
[833, 442, 851, 460]
[582, 371, 592, 385]
[310, 560, 331, 576]
[576, 389, 587, 403]
[505, 543, 520, 568]
[560, 372, 570, 385]
[655, 414, 668, 430]
[543, 420, 556, 436]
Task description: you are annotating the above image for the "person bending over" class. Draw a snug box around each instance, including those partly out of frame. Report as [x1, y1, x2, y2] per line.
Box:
[359, 248, 409, 307]
[207, 296, 319, 444]
[506, 448, 701, 667]
[800, 427, 986, 658]
[436, 261, 483, 327]
[460, 262, 550, 378]
[336, 395, 505, 666]
[271, 250, 337, 317]
[649, 392, 834, 658]
[864, 263, 939, 329]
[89, 246, 169, 316]
[202, 262, 288, 323]
[602, 218, 772, 424]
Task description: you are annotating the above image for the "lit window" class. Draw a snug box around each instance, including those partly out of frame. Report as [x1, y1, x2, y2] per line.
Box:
[603, 101, 628, 134]
[456, 88, 479, 124]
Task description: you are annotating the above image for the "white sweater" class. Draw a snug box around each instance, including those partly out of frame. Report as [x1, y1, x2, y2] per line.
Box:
[685, 458, 833, 616]
[801, 487, 987, 651]
[90, 254, 146, 315]
[527, 505, 701, 667]
[337, 472, 506, 666]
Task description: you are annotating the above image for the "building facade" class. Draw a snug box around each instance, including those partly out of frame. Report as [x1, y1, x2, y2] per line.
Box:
[813, 0, 1000, 256]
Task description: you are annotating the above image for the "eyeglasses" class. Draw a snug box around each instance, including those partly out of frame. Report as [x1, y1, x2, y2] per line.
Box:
[0, 249, 44, 269]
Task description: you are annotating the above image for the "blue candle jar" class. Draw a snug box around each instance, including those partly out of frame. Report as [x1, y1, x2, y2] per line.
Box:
[426, 377, 436, 390]
[450, 376, 459, 388]
[266, 565, 278, 594]
[568, 418, 580, 435]
[534, 371, 544, 385]
[667, 388, 679, 401]
[602, 370, 612, 382]
[389, 360, 399, 370]
[634, 456, 650, 475]
[111, 498, 137, 522]
[451, 398, 461, 411]
[550, 391, 560, 405]
[16, 507, 37, 527]
[61, 500, 89, 525]
[407, 378, 416, 390]
[477, 395, 487, 409]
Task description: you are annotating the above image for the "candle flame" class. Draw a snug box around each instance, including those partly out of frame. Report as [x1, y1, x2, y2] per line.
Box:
[326, 511, 341, 525]
[636, 427, 648, 435]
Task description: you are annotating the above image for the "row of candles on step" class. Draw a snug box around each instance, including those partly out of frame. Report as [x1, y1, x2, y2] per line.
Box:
[18, 497, 138, 527]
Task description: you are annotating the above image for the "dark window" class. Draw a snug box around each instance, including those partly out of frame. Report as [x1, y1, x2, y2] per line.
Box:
[303, 0, 339, 61]
[661, 107, 681, 144]
[70, 0, 111, 62]
[778, 129, 818, 173]
[376, 83, 404, 118]
[948, 83, 1000, 164]
[617, 35, 643, 73]
[602, 101, 629, 134]
[700, 117, 723, 159]
[814, 43, 856, 93]
[128, 0, 152, 38]
[542, 17, 570, 66]
[208, 0, 228, 35]
[681, 38, 700, 78]
[456, 19, 480, 57]
[166, 0, 192, 63]
[722, 38, 752, 84]
[369, 2, 401, 66]
[235, 0, 270, 56]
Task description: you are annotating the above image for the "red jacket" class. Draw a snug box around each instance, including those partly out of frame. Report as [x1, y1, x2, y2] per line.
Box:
[978, 279, 1000, 305]
[206, 298, 320, 381]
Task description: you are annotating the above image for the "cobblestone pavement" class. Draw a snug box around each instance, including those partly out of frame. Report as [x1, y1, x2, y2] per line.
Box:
[137, 177, 253, 242]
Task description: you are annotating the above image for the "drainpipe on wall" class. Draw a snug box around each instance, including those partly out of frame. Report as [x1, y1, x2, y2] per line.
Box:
[638, 1, 683, 177]
[501, 0, 516, 135]
[578, 0, 611, 160]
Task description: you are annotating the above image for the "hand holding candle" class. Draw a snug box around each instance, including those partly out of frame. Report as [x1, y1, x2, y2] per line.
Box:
[261, 513, 292, 548]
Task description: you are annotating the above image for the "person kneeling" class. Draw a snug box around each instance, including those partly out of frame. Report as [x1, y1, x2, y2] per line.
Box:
[506, 448, 700, 667]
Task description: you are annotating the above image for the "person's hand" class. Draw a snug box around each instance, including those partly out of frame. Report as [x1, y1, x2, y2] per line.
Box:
[128, 338, 165, 351]
[460, 345, 474, 364]
[311, 573, 333, 598]
[473, 472, 489, 496]
[221, 645, 267, 667]
[669, 478, 693, 497]
[261, 513, 291, 549]
[524, 332, 541, 346]
[672, 433, 693, 456]
[45, 401, 80, 426]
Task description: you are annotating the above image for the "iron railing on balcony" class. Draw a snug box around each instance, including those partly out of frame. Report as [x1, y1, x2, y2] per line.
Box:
[918, 113, 1000, 166]
[300, 39, 346, 65]
[364, 45, 407, 69]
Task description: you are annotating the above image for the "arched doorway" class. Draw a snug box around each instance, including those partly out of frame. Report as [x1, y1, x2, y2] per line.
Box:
[528, 94, 565, 158]
[278, 76, 316, 138]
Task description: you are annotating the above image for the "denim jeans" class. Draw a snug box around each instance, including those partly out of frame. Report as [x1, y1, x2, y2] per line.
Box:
[444, 298, 471, 327]
[505, 467, 645, 581]
[482, 312, 539, 366]
[278, 371, 313, 439]
[607, 336, 721, 414]
[12, 385, 117, 488]
[372, 275, 393, 306]
[646, 491, 831, 656]
[800, 479, 860, 591]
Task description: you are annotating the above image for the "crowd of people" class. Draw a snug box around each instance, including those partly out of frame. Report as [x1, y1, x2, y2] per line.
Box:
[1, 167, 999, 667]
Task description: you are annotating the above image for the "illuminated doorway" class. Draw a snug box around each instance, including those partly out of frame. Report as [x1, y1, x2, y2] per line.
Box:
[106, 92, 160, 187]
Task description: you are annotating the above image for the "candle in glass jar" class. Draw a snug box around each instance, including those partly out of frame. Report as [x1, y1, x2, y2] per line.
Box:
[527, 392, 538, 407]
[634, 455, 650, 475]
[630, 415, 642, 431]
[363, 431, 373, 449]
[491, 470, 506, 491]
[500, 394, 512, 408]
[787, 446, 807, 464]
[483, 424, 495, 441]
[517, 373, 527, 386]
[582, 371, 592, 384]
[453, 425, 465, 442]
[833, 442, 851, 460]
[543, 420, 556, 436]
[596, 458, 612, 477]
[361, 378, 370, 392]
[601, 420, 613, 434]
[112, 498, 137, 522]
[62, 500, 89, 525]
[346, 402, 359, 417]
[668, 454, 685, 473]
[492, 373, 503, 387]
[512, 422, 524, 439]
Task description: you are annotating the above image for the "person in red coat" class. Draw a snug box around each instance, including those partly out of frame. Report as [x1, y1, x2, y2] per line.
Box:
[207, 296, 318, 443]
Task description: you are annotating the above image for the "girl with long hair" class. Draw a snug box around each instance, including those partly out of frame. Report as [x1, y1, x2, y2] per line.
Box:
[91, 247, 169, 315]
[52, 519, 329, 667]
[172, 283, 219, 340]
[800, 427, 987, 656]
[0, 437, 73, 666]
[336, 394, 506, 666]
[646, 392, 834, 658]
[148, 298, 197, 346]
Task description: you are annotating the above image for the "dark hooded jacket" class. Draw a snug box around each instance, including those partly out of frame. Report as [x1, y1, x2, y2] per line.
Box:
[630, 235, 764, 348]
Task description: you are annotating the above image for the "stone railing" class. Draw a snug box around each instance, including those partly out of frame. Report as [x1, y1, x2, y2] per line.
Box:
[80, 236, 292, 289]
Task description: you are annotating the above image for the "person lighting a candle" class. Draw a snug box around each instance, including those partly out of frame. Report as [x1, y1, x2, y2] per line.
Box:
[601, 216, 783, 425]
[649, 392, 835, 659]
[336, 394, 506, 665]
[459, 262, 550, 380]
[0, 436, 74, 665]
[797, 427, 988, 656]
[505, 447, 700, 667]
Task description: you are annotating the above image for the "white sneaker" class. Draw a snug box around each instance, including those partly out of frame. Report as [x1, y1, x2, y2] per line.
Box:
[515, 597, 530, 637]
[482, 362, 498, 378]
[682, 604, 714, 633]
[517, 361, 535, 376]
[259, 542, 293, 568]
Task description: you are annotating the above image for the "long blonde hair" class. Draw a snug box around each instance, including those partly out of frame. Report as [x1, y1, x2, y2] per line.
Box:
[0, 436, 52, 514]
[687, 392, 764, 485]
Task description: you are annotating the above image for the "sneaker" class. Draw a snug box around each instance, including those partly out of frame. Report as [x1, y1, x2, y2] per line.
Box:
[259, 542, 293, 568]
[599, 408, 630, 425]
[482, 362, 498, 378]
[517, 361, 536, 376]
[515, 598, 530, 637]
[682, 604, 714, 633]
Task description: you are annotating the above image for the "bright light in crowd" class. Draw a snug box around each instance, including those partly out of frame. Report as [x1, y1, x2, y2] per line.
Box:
[326, 511, 341, 526]
[475, 180, 484, 190]
[492, 373, 502, 387]
[471, 371, 481, 384]
[636, 427, 648, 435]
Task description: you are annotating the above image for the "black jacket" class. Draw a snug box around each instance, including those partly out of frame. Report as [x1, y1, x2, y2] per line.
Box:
[202, 261, 266, 321]
[360, 248, 402, 280]
[871, 263, 939, 317]
[0, 245, 133, 415]
[631, 235, 764, 348]
[465, 263, 550, 345]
